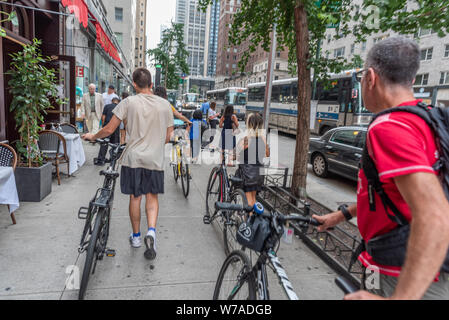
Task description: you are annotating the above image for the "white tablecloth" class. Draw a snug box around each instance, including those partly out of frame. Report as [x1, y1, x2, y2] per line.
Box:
[0, 167, 19, 213]
[59, 133, 86, 175]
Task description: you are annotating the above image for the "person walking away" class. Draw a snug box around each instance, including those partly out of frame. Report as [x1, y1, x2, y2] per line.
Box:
[201, 100, 210, 119]
[82, 83, 104, 134]
[94, 97, 121, 165]
[120, 92, 129, 145]
[103, 85, 119, 106]
[82, 68, 174, 261]
[154, 86, 192, 125]
[207, 101, 220, 148]
[313, 37, 449, 299]
[189, 109, 207, 163]
[219, 105, 239, 166]
[236, 113, 270, 207]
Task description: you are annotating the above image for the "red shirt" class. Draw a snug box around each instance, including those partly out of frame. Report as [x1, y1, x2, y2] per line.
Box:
[357, 100, 439, 276]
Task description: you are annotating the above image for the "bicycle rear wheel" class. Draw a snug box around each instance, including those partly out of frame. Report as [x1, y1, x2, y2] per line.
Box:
[223, 189, 249, 256]
[173, 162, 179, 182]
[78, 208, 104, 300]
[213, 250, 256, 300]
[206, 166, 221, 217]
[180, 161, 190, 198]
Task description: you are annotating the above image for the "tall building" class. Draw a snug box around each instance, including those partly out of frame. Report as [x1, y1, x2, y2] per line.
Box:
[176, 0, 211, 77]
[135, 0, 148, 68]
[215, 0, 290, 89]
[321, 0, 449, 108]
[207, 0, 220, 77]
[106, 0, 137, 78]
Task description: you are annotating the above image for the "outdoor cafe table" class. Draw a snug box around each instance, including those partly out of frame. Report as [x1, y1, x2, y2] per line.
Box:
[0, 166, 19, 214]
[59, 132, 86, 175]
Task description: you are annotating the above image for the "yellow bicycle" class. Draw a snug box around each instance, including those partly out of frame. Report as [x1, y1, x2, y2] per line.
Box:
[170, 125, 190, 198]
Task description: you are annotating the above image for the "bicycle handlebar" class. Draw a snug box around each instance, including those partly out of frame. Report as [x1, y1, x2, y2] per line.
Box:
[335, 277, 358, 295]
[214, 202, 322, 227]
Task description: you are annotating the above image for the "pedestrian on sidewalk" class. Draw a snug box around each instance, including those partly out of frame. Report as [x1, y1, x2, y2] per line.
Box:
[94, 97, 121, 165]
[82, 68, 174, 261]
[207, 101, 220, 147]
[219, 105, 239, 166]
[102, 85, 119, 106]
[81, 83, 104, 134]
[313, 37, 449, 300]
[120, 92, 129, 145]
[236, 113, 270, 207]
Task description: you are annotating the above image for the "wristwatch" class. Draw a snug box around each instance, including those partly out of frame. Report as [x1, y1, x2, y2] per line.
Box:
[338, 204, 352, 221]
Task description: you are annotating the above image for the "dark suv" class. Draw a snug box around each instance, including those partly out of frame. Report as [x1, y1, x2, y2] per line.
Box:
[308, 126, 367, 181]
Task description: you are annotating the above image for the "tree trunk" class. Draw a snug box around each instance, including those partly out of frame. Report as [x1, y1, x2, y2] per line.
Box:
[291, 2, 311, 201]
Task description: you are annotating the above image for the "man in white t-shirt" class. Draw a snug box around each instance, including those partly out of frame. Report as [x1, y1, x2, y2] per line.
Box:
[102, 85, 119, 107]
[82, 68, 174, 261]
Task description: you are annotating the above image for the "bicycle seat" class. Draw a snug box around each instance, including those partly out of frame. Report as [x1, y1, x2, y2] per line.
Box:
[99, 170, 119, 178]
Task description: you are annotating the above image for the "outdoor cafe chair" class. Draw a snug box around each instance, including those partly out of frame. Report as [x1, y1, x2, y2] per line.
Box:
[0, 143, 18, 224]
[60, 123, 78, 134]
[38, 130, 70, 185]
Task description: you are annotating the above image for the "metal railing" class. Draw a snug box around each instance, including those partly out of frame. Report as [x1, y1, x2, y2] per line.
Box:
[257, 170, 363, 287]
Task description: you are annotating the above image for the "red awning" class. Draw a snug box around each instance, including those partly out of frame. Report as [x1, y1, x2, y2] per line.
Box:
[61, 0, 88, 29]
[95, 22, 122, 64]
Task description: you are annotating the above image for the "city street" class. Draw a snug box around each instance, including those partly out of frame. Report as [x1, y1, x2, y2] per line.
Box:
[0, 139, 345, 300]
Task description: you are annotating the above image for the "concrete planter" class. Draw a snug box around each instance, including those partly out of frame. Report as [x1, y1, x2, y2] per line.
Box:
[15, 162, 52, 202]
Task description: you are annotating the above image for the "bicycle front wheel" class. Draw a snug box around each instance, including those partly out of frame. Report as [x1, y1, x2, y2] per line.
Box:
[213, 250, 256, 300]
[79, 208, 104, 300]
[223, 189, 249, 256]
[180, 161, 190, 198]
[206, 166, 221, 217]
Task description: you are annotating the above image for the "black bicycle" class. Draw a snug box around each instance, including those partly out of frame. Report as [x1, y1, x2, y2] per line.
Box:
[77, 139, 125, 300]
[204, 152, 248, 255]
[212, 201, 323, 300]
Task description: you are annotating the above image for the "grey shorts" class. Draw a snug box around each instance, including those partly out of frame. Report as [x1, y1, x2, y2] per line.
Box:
[365, 270, 449, 300]
[120, 166, 164, 197]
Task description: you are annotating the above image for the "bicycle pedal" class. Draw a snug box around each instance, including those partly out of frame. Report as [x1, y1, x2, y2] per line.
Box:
[78, 207, 89, 219]
[203, 215, 211, 225]
[105, 248, 116, 257]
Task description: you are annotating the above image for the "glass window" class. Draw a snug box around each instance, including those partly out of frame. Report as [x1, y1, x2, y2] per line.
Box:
[421, 48, 433, 61]
[115, 8, 123, 21]
[445, 45, 449, 58]
[330, 130, 359, 146]
[415, 74, 429, 86]
[440, 72, 449, 85]
[334, 47, 345, 58]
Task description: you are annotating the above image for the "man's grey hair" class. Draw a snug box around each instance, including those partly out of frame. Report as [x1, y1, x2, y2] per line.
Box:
[88, 83, 96, 89]
[365, 36, 420, 87]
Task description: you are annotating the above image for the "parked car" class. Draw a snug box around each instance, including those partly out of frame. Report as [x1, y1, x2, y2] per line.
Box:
[308, 126, 367, 181]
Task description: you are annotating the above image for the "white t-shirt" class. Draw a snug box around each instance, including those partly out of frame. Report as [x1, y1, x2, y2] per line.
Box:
[208, 108, 217, 119]
[113, 94, 174, 171]
[103, 92, 119, 106]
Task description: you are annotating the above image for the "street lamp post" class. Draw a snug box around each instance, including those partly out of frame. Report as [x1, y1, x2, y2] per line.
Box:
[262, 23, 277, 137]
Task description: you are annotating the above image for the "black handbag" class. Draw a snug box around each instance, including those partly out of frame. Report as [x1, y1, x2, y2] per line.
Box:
[236, 214, 271, 252]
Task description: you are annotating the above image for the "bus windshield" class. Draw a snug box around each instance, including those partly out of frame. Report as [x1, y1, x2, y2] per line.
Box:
[225, 91, 247, 105]
[185, 94, 198, 103]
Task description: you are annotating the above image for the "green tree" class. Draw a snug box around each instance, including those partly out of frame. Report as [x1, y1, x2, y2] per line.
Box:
[199, 0, 449, 199]
[7, 39, 66, 167]
[148, 22, 189, 90]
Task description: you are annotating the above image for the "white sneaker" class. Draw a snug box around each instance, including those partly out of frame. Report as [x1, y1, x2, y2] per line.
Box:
[129, 233, 142, 248]
[144, 230, 157, 260]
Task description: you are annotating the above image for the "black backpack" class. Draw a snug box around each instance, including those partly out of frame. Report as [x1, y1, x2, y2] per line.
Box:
[353, 102, 449, 272]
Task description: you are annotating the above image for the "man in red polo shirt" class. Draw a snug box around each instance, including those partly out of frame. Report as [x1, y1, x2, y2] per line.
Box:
[314, 37, 449, 299]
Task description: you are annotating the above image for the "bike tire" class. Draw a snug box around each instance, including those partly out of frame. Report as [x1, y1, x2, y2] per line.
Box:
[180, 161, 190, 198]
[206, 166, 221, 217]
[223, 189, 249, 256]
[78, 208, 104, 300]
[213, 250, 256, 300]
[173, 163, 179, 182]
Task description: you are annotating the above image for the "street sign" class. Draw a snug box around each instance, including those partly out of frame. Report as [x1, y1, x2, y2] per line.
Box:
[156, 64, 162, 68]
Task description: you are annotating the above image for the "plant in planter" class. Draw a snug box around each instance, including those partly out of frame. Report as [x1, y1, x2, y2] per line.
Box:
[6, 38, 66, 201]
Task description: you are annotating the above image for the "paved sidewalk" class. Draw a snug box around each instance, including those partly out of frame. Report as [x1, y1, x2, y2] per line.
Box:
[0, 141, 343, 300]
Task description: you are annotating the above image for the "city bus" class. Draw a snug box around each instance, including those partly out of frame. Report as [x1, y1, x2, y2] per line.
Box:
[246, 70, 372, 135]
[181, 92, 201, 117]
[206, 87, 247, 120]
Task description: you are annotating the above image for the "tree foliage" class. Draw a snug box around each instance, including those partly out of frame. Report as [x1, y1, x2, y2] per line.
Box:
[147, 22, 189, 90]
[7, 39, 66, 167]
[198, 0, 449, 196]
